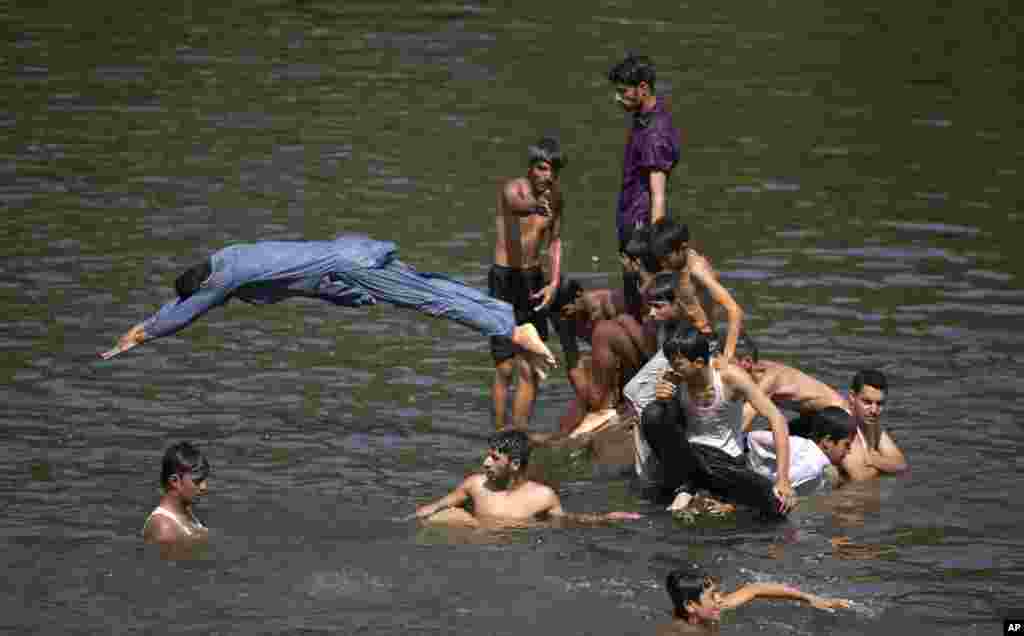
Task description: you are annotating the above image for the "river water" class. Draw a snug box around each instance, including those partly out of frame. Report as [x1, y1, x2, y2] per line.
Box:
[2, 1, 1022, 634]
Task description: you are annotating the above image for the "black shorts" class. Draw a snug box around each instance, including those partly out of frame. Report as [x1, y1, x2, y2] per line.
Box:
[489, 264, 549, 363]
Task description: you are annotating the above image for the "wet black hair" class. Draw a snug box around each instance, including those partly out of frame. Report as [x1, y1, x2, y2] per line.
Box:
[646, 271, 679, 305]
[789, 407, 855, 442]
[650, 219, 691, 265]
[851, 369, 887, 395]
[488, 430, 530, 469]
[815, 407, 855, 442]
[624, 228, 661, 275]
[663, 327, 712, 364]
[160, 441, 210, 490]
[608, 53, 657, 90]
[734, 330, 759, 363]
[175, 261, 212, 300]
[666, 568, 709, 617]
[527, 136, 567, 172]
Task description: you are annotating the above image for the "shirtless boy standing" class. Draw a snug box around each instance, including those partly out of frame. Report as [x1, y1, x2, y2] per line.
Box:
[490, 137, 566, 430]
[650, 219, 744, 361]
[413, 430, 641, 526]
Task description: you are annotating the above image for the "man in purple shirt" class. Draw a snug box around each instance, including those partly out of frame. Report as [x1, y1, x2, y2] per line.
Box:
[608, 54, 681, 319]
[99, 235, 555, 368]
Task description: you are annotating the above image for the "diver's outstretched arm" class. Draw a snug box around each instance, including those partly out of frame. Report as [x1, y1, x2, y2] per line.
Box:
[100, 324, 147, 359]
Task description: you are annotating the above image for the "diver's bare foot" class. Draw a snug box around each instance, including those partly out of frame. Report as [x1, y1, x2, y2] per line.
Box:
[511, 324, 557, 368]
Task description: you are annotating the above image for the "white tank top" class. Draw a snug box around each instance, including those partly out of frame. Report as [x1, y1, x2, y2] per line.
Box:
[686, 365, 745, 457]
[144, 506, 206, 537]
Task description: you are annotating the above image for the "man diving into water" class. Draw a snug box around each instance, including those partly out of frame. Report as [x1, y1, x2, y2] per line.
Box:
[100, 234, 556, 367]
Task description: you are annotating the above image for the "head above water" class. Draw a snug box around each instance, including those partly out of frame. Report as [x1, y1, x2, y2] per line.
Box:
[851, 369, 887, 395]
[487, 429, 530, 470]
[160, 441, 210, 491]
[666, 568, 719, 621]
[663, 327, 712, 365]
[527, 136, 567, 173]
[175, 261, 212, 300]
[796, 407, 856, 443]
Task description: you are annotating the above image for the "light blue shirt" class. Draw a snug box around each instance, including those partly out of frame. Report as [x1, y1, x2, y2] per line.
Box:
[142, 236, 396, 340]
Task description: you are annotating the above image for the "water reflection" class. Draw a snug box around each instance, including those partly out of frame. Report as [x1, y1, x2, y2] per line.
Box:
[2, 0, 1023, 634]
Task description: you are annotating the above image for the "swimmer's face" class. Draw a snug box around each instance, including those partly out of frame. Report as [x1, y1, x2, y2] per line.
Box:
[528, 160, 556, 195]
[170, 469, 209, 503]
[822, 434, 854, 465]
[687, 576, 723, 623]
[849, 385, 885, 427]
[483, 449, 514, 482]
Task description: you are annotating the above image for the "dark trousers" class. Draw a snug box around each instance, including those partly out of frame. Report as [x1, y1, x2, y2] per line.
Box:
[640, 399, 785, 518]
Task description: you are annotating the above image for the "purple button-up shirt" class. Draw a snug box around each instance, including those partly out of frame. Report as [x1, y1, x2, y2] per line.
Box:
[616, 97, 681, 243]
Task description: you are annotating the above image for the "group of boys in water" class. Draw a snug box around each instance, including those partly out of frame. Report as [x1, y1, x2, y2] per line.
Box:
[108, 54, 909, 628]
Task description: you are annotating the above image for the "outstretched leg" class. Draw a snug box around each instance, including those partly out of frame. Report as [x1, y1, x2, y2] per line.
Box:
[336, 260, 555, 366]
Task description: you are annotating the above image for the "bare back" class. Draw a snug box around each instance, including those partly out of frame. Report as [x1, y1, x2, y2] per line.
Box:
[494, 177, 562, 268]
[755, 360, 848, 414]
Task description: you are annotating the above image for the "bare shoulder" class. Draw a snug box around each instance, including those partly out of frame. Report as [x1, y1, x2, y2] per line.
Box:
[463, 472, 488, 491]
[523, 480, 559, 501]
[502, 177, 530, 202]
[143, 514, 181, 545]
[687, 249, 714, 274]
[719, 360, 752, 385]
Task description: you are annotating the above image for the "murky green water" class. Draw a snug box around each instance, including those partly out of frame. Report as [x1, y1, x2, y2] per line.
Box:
[2, 1, 1022, 634]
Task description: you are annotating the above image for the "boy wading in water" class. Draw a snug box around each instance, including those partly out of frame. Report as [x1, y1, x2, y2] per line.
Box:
[143, 442, 210, 557]
[490, 137, 566, 430]
[413, 430, 642, 527]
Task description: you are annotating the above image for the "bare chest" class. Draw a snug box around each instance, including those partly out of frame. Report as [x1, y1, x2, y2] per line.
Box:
[472, 487, 545, 520]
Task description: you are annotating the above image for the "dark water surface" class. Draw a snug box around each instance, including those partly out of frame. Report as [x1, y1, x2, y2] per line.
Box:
[2, 1, 1022, 634]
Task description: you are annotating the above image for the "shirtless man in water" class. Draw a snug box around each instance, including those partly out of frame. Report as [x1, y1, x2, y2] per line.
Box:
[490, 137, 565, 430]
[413, 430, 642, 526]
[143, 442, 210, 556]
[840, 369, 908, 481]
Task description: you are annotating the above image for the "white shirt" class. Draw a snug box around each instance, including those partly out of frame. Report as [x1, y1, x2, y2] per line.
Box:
[746, 430, 832, 493]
